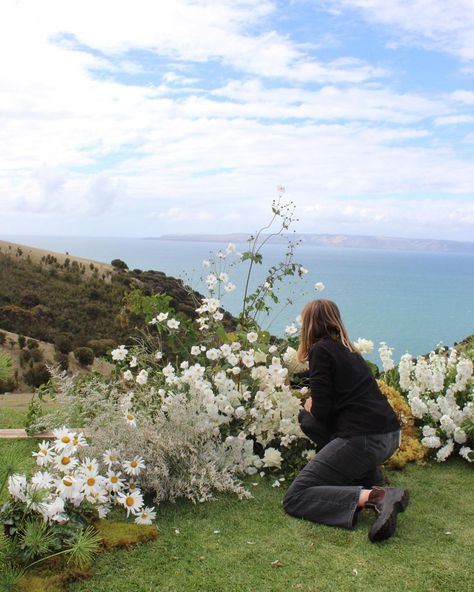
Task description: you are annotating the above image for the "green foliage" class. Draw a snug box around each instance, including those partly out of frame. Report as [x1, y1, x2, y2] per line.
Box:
[365, 359, 379, 377]
[74, 347, 95, 367]
[18, 335, 27, 349]
[26, 339, 39, 350]
[123, 290, 174, 325]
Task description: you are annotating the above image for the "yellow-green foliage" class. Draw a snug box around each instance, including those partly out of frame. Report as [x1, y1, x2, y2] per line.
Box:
[94, 519, 158, 550]
[377, 379, 426, 469]
[17, 521, 158, 592]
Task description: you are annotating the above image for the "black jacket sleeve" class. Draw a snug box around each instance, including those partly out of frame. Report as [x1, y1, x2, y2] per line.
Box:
[308, 343, 334, 425]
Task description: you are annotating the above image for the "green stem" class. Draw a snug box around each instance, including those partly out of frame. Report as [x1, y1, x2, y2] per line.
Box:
[26, 548, 72, 571]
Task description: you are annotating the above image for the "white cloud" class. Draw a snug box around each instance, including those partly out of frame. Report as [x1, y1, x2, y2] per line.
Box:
[0, 0, 473, 241]
[329, 0, 474, 61]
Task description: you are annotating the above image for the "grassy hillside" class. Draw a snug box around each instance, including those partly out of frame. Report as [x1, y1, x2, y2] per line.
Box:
[0, 242, 216, 348]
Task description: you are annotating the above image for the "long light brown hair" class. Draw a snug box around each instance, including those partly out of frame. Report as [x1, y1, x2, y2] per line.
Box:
[297, 299, 357, 362]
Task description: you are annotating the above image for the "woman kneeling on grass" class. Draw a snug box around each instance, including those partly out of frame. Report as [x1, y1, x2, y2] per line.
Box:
[283, 299, 409, 542]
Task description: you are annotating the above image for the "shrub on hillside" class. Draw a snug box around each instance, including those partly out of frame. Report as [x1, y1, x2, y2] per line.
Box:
[111, 258, 128, 271]
[19, 349, 31, 366]
[55, 334, 73, 354]
[74, 346, 95, 367]
[24, 363, 51, 388]
[30, 348, 44, 363]
[26, 338, 39, 350]
[18, 334, 26, 349]
[54, 350, 69, 371]
[19, 289, 41, 308]
[87, 338, 116, 357]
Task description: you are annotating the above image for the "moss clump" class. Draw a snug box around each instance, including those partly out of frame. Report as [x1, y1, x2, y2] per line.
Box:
[94, 519, 158, 549]
[377, 379, 426, 469]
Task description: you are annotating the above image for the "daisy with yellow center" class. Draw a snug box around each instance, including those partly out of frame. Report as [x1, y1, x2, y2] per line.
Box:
[103, 448, 120, 466]
[124, 412, 137, 427]
[54, 454, 78, 473]
[123, 456, 146, 476]
[134, 506, 157, 526]
[52, 427, 77, 452]
[106, 470, 125, 492]
[32, 441, 56, 466]
[117, 489, 144, 516]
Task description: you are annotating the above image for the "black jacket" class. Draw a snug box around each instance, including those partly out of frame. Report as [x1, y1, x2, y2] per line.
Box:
[296, 338, 400, 439]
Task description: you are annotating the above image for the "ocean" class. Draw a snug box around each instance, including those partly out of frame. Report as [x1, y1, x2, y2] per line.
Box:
[4, 234, 474, 364]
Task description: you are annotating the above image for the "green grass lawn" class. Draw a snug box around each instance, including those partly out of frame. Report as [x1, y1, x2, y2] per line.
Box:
[1, 401, 474, 592]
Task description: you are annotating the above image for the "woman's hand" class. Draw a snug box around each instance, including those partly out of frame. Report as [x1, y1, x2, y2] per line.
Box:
[303, 397, 313, 413]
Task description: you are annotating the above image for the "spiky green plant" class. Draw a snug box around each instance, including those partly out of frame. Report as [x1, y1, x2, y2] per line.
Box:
[18, 519, 56, 561]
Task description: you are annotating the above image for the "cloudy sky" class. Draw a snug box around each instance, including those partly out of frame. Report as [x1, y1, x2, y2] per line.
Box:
[1, 0, 474, 240]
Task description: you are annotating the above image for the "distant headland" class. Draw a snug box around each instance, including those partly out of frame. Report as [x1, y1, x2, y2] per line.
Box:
[150, 233, 474, 254]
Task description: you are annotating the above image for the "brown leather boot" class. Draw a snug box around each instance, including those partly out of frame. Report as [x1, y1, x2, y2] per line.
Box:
[366, 486, 410, 542]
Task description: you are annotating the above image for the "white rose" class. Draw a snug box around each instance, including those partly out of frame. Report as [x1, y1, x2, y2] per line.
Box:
[262, 447, 283, 469]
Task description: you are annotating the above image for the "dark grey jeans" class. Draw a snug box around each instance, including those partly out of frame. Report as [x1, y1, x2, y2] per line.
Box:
[283, 412, 400, 529]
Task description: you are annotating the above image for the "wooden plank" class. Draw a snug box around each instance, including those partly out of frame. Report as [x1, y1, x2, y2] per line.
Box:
[0, 429, 86, 439]
[0, 429, 53, 439]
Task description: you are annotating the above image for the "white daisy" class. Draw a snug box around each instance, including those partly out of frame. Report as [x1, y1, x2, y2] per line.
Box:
[123, 456, 146, 476]
[117, 489, 144, 516]
[134, 506, 157, 525]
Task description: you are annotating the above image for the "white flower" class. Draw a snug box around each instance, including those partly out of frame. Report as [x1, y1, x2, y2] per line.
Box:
[167, 319, 180, 330]
[285, 324, 298, 336]
[106, 470, 126, 492]
[98, 505, 111, 519]
[117, 489, 144, 516]
[247, 332, 258, 343]
[268, 345, 278, 354]
[314, 282, 325, 292]
[55, 453, 78, 473]
[206, 348, 221, 361]
[224, 283, 236, 293]
[191, 346, 201, 355]
[436, 439, 454, 462]
[31, 471, 54, 491]
[155, 351, 163, 361]
[231, 366, 241, 375]
[459, 446, 474, 462]
[136, 370, 148, 385]
[300, 266, 308, 274]
[123, 370, 133, 381]
[129, 356, 138, 368]
[379, 342, 395, 372]
[226, 243, 236, 254]
[123, 456, 146, 476]
[8, 474, 27, 501]
[135, 506, 157, 525]
[202, 259, 211, 268]
[125, 412, 137, 427]
[453, 427, 467, 444]
[157, 312, 169, 322]
[213, 311, 224, 321]
[271, 480, 281, 488]
[241, 353, 255, 368]
[52, 427, 76, 451]
[111, 345, 128, 361]
[421, 435, 442, 449]
[32, 441, 56, 466]
[353, 338, 374, 355]
[103, 448, 120, 466]
[219, 272, 229, 283]
[263, 448, 283, 469]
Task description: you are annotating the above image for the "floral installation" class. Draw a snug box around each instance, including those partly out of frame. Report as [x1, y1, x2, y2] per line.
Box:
[379, 344, 474, 463]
